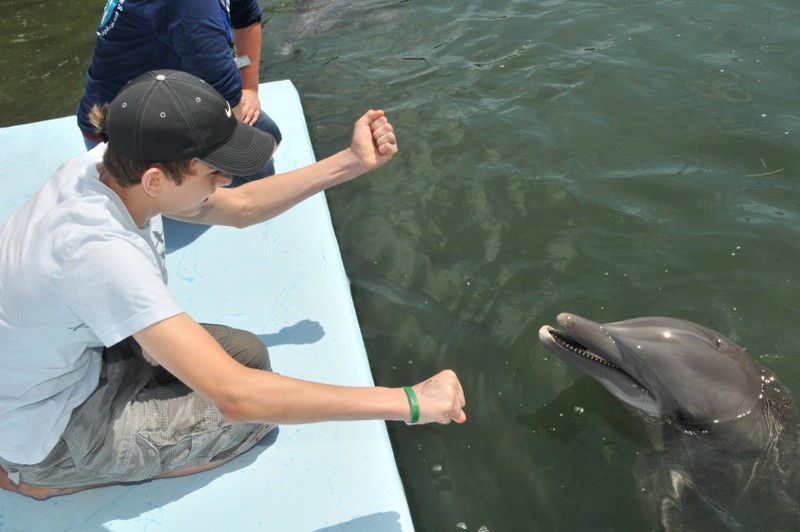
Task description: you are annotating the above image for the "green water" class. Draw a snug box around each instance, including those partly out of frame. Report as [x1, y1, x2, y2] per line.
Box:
[2, 0, 800, 530]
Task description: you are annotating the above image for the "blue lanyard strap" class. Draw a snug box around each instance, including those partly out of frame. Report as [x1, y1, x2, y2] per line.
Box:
[218, 0, 235, 55]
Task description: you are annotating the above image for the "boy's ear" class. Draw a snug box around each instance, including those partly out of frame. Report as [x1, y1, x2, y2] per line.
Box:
[140, 167, 163, 198]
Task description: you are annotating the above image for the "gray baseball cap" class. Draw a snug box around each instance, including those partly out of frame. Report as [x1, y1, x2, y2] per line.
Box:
[105, 70, 276, 175]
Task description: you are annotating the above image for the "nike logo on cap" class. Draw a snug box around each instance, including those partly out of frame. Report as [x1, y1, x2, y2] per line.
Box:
[225, 102, 232, 118]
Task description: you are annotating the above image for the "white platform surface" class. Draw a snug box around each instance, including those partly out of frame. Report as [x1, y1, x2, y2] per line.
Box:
[0, 80, 413, 532]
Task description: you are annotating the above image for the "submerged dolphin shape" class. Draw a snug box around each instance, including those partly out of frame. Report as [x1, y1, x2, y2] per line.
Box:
[539, 313, 800, 531]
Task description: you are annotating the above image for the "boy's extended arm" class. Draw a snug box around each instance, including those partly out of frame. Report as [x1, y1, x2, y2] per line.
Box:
[133, 313, 467, 425]
[169, 109, 397, 227]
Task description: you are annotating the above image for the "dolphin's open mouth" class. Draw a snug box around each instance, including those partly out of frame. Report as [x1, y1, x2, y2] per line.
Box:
[540, 321, 659, 414]
[546, 327, 621, 370]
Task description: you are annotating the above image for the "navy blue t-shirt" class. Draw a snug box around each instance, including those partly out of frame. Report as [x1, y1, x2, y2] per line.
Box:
[77, 0, 262, 136]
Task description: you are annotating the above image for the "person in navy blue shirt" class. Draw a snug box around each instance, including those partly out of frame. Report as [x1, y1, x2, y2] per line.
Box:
[77, 0, 281, 180]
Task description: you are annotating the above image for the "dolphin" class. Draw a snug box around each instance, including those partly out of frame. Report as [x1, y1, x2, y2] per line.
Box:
[538, 313, 800, 531]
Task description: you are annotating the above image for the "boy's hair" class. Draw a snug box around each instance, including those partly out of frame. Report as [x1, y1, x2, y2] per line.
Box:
[89, 104, 194, 186]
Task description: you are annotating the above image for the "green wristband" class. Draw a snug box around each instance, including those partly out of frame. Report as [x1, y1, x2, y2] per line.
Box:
[403, 386, 420, 425]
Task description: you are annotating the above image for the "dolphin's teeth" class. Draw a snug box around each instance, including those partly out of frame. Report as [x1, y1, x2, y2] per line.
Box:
[586, 353, 618, 368]
[552, 330, 619, 369]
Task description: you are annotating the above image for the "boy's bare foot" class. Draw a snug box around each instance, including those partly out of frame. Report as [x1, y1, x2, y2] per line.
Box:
[0, 457, 233, 499]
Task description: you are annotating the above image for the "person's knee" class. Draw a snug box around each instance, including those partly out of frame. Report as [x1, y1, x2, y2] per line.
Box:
[239, 329, 271, 372]
[233, 329, 270, 371]
[254, 111, 282, 145]
[204, 324, 271, 372]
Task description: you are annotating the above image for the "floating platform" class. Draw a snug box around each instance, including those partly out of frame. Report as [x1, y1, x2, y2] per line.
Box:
[0, 80, 414, 531]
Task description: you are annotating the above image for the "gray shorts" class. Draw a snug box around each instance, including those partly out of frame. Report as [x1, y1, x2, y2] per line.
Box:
[0, 324, 275, 488]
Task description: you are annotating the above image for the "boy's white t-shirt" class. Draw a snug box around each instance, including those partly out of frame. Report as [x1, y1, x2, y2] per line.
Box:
[0, 145, 183, 464]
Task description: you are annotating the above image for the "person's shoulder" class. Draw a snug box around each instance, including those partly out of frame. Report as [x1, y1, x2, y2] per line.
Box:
[50, 145, 104, 180]
[230, 0, 261, 8]
[230, 0, 262, 24]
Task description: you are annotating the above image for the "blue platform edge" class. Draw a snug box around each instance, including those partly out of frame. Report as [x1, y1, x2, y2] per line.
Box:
[0, 80, 414, 532]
